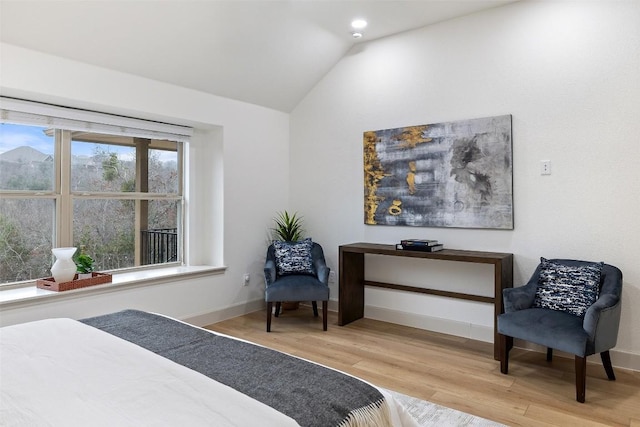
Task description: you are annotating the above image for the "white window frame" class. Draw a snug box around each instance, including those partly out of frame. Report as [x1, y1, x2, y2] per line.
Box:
[0, 97, 192, 285]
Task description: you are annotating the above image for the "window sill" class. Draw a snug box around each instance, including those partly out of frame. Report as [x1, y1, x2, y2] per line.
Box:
[0, 265, 226, 309]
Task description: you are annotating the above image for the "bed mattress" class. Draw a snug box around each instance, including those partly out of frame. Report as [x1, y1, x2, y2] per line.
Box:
[0, 310, 417, 427]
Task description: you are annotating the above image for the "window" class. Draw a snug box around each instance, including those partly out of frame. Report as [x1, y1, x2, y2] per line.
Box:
[0, 98, 191, 285]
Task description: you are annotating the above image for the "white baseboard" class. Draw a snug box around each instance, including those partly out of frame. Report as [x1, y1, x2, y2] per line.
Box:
[183, 299, 265, 327]
[514, 341, 640, 372]
[362, 304, 494, 343]
[609, 348, 640, 372]
[188, 299, 640, 372]
[339, 301, 639, 372]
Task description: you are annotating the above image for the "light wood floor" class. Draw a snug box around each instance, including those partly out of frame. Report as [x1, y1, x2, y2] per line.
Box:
[206, 308, 640, 427]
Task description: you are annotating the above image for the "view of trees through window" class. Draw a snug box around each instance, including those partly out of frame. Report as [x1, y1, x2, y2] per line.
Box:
[0, 123, 182, 285]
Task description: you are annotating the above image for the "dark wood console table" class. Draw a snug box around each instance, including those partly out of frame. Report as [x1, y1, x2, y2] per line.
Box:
[338, 242, 513, 360]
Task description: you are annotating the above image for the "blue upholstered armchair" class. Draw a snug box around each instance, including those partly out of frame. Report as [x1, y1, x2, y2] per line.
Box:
[264, 241, 330, 332]
[497, 258, 623, 403]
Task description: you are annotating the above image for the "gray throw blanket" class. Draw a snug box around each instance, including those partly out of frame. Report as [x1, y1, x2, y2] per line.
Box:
[81, 310, 387, 427]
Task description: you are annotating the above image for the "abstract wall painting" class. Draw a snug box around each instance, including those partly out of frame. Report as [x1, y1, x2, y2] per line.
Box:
[364, 115, 513, 229]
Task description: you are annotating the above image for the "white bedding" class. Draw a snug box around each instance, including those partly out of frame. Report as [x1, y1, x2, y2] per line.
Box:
[0, 317, 417, 427]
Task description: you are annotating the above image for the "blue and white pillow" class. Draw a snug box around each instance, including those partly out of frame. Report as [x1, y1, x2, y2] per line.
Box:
[273, 238, 315, 277]
[533, 257, 602, 317]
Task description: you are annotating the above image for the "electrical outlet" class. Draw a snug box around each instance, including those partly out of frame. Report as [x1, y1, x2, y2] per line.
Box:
[329, 271, 336, 284]
[243, 273, 250, 286]
[540, 160, 551, 175]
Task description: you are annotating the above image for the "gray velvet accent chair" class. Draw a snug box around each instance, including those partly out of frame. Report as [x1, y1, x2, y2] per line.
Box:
[264, 242, 330, 332]
[497, 259, 623, 403]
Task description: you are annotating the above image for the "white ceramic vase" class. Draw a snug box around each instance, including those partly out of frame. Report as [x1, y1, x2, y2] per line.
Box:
[51, 247, 77, 283]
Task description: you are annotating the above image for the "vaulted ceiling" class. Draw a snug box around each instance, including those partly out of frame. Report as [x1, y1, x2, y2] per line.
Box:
[1, 1, 516, 112]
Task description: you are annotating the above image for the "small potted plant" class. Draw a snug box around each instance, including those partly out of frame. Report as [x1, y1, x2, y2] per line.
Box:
[272, 210, 304, 242]
[75, 246, 95, 279]
[271, 211, 305, 310]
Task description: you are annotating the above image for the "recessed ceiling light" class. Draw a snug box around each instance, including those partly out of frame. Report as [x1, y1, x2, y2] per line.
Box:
[351, 31, 363, 39]
[351, 19, 367, 30]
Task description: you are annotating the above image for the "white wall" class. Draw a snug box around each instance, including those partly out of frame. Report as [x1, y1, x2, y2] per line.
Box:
[1, 0, 638, 371]
[0, 43, 289, 325]
[290, 1, 640, 368]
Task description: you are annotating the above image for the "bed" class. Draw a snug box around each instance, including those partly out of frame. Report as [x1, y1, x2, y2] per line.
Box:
[0, 309, 418, 426]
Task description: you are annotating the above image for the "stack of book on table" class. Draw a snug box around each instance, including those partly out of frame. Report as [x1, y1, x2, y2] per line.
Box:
[396, 239, 444, 252]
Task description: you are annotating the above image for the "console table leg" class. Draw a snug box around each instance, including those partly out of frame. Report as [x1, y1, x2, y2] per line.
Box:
[339, 250, 365, 326]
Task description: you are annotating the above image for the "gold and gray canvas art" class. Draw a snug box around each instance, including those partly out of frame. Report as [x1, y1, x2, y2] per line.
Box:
[364, 115, 513, 229]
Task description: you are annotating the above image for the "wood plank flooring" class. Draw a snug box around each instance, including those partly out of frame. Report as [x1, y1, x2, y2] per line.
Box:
[206, 308, 640, 427]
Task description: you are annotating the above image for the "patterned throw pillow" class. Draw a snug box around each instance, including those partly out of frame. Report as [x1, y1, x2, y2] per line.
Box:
[533, 257, 603, 317]
[273, 238, 315, 277]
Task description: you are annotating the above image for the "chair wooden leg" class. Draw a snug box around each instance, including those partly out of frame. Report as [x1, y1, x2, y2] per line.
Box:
[499, 334, 510, 374]
[312, 301, 319, 317]
[267, 302, 273, 332]
[575, 355, 586, 403]
[547, 347, 553, 361]
[322, 301, 328, 331]
[601, 351, 616, 380]
[275, 302, 281, 317]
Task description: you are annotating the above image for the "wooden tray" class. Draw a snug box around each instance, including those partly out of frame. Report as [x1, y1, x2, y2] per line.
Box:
[36, 272, 112, 292]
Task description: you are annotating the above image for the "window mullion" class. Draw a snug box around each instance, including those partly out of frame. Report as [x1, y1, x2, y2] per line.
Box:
[57, 130, 73, 247]
[177, 143, 184, 264]
[135, 138, 150, 266]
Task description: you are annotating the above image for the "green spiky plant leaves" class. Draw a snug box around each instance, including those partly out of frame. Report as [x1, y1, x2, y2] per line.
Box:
[272, 211, 304, 242]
